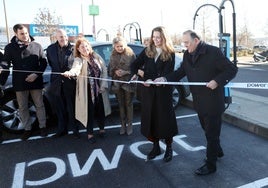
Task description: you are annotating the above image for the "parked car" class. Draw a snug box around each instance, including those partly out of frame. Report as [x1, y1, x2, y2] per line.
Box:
[0, 42, 190, 133]
[253, 45, 268, 53]
[174, 45, 186, 53]
[91, 42, 190, 108]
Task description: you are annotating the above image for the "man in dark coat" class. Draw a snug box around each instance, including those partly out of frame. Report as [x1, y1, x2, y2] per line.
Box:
[46, 29, 79, 138]
[0, 24, 48, 140]
[155, 30, 237, 175]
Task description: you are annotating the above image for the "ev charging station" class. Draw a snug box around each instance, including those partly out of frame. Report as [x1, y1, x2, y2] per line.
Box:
[193, 0, 237, 110]
[219, 33, 232, 108]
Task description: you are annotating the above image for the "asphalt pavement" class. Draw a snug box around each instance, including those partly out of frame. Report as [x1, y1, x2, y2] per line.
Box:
[182, 56, 268, 140]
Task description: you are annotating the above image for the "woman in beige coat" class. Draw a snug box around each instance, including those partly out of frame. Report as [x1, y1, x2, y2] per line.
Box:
[62, 38, 111, 143]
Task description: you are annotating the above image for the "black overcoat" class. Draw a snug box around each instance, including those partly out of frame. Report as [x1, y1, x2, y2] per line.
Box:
[131, 49, 178, 139]
[46, 42, 75, 96]
[166, 42, 238, 116]
[1, 36, 47, 91]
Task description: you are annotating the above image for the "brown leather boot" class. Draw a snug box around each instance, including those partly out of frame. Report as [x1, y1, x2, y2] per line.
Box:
[120, 123, 126, 135]
[126, 123, 133, 135]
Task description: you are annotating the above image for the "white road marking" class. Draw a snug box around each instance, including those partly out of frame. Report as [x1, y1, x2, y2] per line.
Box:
[1, 113, 198, 145]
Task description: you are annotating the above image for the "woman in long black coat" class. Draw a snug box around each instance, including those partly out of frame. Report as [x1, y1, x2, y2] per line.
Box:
[131, 26, 178, 162]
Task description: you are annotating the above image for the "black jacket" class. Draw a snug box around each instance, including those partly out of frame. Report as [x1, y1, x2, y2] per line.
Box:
[0, 51, 4, 85]
[46, 41, 75, 96]
[0, 36, 47, 91]
[131, 48, 178, 138]
[166, 42, 238, 115]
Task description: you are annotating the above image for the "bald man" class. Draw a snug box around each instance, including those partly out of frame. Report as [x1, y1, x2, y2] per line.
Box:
[46, 29, 80, 138]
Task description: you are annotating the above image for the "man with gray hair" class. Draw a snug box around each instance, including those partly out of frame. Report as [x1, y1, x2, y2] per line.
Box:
[155, 30, 237, 175]
[46, 29, 79, 138]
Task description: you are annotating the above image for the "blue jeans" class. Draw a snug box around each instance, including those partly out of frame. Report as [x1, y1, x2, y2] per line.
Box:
[16, 89, 46, 131]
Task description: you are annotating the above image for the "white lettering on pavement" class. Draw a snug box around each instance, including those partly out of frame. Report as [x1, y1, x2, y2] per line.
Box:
[237, 177, 268, 188]
[12, 158, 65, 187]
[68, 145, 124, 177]
[11, 134, 205, 187]
[173, 135, 206, 151]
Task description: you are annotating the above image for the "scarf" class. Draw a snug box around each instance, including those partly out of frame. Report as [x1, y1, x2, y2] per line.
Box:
[87, 54, 101, 104]
[16, 37, 30, 48]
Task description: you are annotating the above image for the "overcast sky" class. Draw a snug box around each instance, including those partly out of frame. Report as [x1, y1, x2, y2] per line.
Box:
[0, 0, 267, 41]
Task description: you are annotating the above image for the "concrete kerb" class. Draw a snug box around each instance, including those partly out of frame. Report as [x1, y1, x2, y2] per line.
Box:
[180, 56, 268, 139]
[181, 91, 268, 140]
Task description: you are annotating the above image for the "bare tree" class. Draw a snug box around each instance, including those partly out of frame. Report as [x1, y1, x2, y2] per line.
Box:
[170, 33, 182, 45]
[237, 24, 254, 47]
[33, 8, 63, 41]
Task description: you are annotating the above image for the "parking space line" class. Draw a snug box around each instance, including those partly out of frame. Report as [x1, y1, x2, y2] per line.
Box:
[1, 113, 197, 145]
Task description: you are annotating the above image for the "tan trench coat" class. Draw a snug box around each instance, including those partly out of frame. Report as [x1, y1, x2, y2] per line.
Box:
[69, 53, 111, 127]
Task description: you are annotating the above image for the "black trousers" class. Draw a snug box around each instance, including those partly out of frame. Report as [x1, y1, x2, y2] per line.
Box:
[86, 93, 105, 134]
[53, 80, 78, 134]
[198, 113, 223, 167]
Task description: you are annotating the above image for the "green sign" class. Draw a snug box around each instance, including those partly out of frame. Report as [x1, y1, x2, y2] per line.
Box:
[89, 5, 99, 15]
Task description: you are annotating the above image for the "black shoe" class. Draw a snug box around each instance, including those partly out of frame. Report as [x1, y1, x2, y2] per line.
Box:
[147, 144, 161, 160]
[21, 130, 32, 141]
[204, 150, 225, 162]
[40, 128, 48, 137]
[218, 150, 224, 158]
[88, 136, 96, 144]
[195, 164, 216, 175]
[163, 147, 173, 162]
[52, 131, 68, 138]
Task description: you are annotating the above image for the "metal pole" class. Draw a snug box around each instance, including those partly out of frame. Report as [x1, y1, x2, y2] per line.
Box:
[92, 0, 96, 39]
[219, 0, 237, 65]
[129, 26, 132, 42]
[3, 0, 10, 42]
[131, 22, 142, 44]
[192, 4, 219, 31]
[232, 12, 237, 66]
[139, 28, 142, 44]
[81, 4, 84, 34]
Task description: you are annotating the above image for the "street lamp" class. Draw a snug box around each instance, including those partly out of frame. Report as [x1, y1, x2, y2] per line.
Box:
[131, 22, 142, 44]
[193, 3, 221, 30]
[219, 0, 237, 65]
[123, 22, 142, 44]
[123, 23, 136, 42]
[193, 4, 222, 44]
[123, 23, 132, 42]
[97, 28, 109, 41]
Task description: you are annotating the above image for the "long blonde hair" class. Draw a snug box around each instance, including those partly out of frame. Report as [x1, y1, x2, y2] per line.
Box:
[145, 26, 175, 61]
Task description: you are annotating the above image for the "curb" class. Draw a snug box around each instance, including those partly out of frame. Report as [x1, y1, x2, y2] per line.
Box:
[222, 112, 268, 139]
[181, 97, 268, 140]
